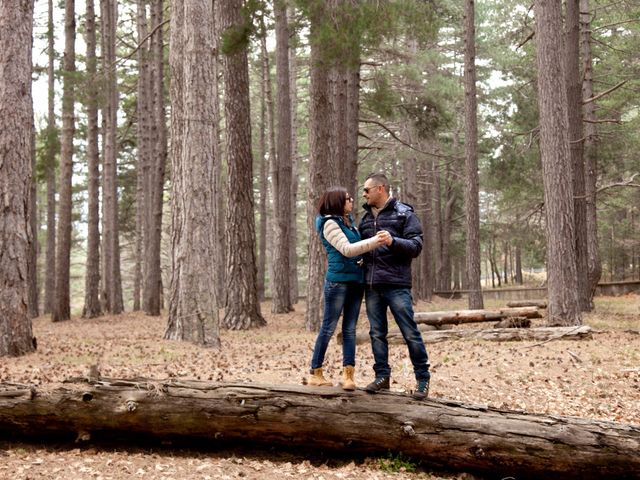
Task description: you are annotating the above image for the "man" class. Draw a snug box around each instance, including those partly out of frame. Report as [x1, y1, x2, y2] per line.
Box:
[359, 173, 431, 399]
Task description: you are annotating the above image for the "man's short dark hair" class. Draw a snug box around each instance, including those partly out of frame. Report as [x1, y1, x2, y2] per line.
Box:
[366, 173, 390, 194]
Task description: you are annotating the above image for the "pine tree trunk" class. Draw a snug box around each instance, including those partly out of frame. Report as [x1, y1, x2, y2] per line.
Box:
[345, 66, 360, 201]
[101, 0, 123, 314]
[534, 0, 581, 326]
[219, 0, 265, 330]
[306, 2, 332, 331]
[27, 111, 38, 319]
[463, 0, 483, 309]
[134, 0, 151, 312]
[53, 0, 76, 322]
[0, 0, 36, 356]
[288, 19, 300, 302]
[580, 0, 601, 309]
[258, 13, 276, 300]
[143, 0, 167, 316]
[420, 153, 434, 300]
[256, 42, 268, 302]
[272, 1, 293, 313]
[565, 0, 590, 312]
[212, 2, 226, 309]
[515, 244, 523, 284]
[433, 157, 444, 290]
[165, 0, 220, 347]
[43, 0, 57, 316]
[82, 0, 102, 319]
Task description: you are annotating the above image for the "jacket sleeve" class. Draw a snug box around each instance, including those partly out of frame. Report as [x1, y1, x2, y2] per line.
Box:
[388, 211, 423, 258]
[323, 220, 380, 258]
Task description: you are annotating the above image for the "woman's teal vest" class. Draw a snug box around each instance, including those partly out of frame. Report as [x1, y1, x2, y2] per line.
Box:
[316, 215, 365, 283]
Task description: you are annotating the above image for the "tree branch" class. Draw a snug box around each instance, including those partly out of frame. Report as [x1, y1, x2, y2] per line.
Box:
[118, 19, 171, 65]
[360, 118, 461, 160]
[582, 80, 627, 105]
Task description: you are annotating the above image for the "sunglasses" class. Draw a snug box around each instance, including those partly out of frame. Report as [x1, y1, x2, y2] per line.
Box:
[363, 185, 381, 194]
[346, 196, 354, 202]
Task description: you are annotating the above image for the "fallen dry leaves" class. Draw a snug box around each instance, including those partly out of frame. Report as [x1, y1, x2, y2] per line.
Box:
[0, 295, 638, 479]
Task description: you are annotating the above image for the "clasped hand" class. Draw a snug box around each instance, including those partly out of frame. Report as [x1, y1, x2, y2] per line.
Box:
[375, 230, 393, 246]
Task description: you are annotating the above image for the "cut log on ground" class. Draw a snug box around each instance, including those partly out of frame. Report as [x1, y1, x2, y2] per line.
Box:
[493, 317, 531, 328]
[506, 300, 548, 308]
[0, 378, 638, 479]
[347, 324, 588, 345]
[415, 306, 542, 326]
[347, 325, 592, 345]
[339, 323, 438, 345]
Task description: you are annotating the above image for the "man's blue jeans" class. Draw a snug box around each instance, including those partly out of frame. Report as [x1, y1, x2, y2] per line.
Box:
[365, 286, 430, 381]
[311, 280, 364, 370]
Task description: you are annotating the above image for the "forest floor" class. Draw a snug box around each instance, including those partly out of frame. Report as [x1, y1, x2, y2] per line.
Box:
[1, 294, 639, 479]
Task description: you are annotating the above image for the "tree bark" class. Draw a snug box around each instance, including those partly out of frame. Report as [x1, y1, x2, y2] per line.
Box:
[219, 0, 265, 330]
[272, 0, 293, 313]
[53, 0, 76, 322]
[134, 0, 151, 313]
[305, 1, 332, 331]
[101, 0, 124, 315]
[143, 0, 167, 316]
[565, 0, 590, 312]
[43, 0, 57, 316]
[82, 0, 102, 319]
[1, 379, 638, 479]
[165, 0, 220, 347]
[463, 0, 483, 310]
[288, 9, 300, 303]
[256, 31, 268, 302]
[580, 0, 601, 309]
[534, 0, 581, 326]
[0, 0, 36, 356]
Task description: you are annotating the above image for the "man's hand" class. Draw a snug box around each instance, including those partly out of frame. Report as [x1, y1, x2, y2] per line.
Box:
[376, 230, 393, 246]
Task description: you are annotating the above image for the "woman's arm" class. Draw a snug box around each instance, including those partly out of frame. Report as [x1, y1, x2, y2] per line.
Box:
[323, 220, 380, 258]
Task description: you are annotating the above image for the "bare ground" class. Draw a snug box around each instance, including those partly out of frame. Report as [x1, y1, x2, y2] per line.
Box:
[1, 295, 639, 479]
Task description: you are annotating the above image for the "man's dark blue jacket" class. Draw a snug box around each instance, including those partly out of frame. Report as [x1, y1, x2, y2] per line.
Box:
[358, 198, 423, 287]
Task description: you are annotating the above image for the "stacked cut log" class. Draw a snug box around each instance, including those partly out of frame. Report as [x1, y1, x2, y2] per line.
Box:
[0, 379, 638, 479]
[414, 306, 542, 326]
[506, 300, 548, 308]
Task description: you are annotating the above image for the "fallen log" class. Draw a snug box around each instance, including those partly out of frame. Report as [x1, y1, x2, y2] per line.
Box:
[415, 306, 542, 326]
[506, 300, 548, 309]
[493, 317, 531, 328]
[350, 324, 586, 345]
[0, 378, 637, 479]
[348, 325, 592, 345]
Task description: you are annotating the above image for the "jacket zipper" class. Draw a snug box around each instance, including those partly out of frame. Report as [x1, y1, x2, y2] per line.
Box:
[369, 217, 378, 287]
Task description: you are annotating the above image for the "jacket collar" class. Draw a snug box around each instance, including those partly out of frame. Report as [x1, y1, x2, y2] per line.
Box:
[362, 197, 397, 215]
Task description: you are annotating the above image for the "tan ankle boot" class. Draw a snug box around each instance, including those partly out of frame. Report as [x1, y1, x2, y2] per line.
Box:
[341, 365, 356, 391]
[308, 368, 332, 387]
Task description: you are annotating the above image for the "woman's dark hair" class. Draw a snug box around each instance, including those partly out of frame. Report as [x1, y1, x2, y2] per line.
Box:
[318, 187, 348, 216]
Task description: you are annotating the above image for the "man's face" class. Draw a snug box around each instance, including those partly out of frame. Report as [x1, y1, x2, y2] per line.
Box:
[362, 179, 385, 208]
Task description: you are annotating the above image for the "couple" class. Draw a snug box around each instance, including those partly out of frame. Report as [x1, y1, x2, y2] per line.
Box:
[308, 173, 431, 400]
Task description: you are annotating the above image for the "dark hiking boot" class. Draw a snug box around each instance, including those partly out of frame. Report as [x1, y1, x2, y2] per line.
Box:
[365, 376, 390, 393]
[412, 379, 430, 400]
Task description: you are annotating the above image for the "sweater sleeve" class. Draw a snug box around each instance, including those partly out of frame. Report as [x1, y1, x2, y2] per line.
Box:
[323, 220, 379, 258]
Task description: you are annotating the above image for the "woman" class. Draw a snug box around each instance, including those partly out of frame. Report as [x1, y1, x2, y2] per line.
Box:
[308, 187, 387, 390]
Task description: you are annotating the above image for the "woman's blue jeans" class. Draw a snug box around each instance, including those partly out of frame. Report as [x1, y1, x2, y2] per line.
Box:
[310, 280, 364, 370]
[365, 285, 430, 382]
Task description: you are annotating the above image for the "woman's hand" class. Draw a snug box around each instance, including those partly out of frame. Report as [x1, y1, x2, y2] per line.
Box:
[376, 230, 393, 246]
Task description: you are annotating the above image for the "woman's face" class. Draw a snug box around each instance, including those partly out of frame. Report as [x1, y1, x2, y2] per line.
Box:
[344, 193, 354, 214]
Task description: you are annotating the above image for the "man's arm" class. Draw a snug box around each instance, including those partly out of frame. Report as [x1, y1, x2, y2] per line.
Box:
[387, 213, 423, 258]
